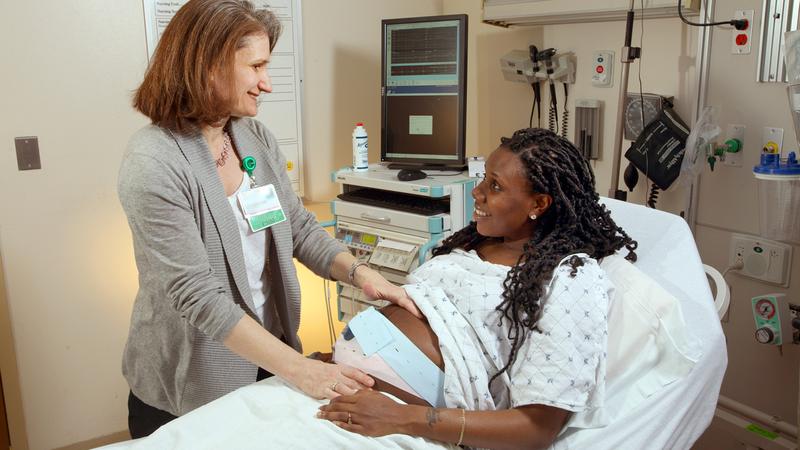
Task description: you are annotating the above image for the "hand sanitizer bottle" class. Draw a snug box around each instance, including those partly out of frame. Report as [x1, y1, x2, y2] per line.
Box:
[352, 123, 369, 172]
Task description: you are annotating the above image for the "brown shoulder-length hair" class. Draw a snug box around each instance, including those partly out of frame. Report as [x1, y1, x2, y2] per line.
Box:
[134, 0, 281, 131]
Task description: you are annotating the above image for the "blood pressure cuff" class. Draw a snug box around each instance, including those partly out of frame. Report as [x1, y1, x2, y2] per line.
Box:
[624, 107, 690, 190]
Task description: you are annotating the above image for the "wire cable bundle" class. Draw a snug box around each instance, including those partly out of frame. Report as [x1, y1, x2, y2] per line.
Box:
[561, 84, 569, 138]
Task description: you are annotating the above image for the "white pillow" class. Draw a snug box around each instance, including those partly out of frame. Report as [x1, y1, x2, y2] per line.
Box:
[600, 254, 702, 418]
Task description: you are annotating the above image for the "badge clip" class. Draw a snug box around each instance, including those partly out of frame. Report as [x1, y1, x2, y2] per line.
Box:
[242, 156, 257, 188]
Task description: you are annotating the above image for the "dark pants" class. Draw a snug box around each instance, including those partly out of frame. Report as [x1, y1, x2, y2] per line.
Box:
[128, 367, 273, 439]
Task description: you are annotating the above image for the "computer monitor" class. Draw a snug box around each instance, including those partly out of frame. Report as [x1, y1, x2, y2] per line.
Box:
[380, 14, 468, 170]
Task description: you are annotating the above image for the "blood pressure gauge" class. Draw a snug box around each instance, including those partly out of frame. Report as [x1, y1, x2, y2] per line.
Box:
[623, 93, 672, 141]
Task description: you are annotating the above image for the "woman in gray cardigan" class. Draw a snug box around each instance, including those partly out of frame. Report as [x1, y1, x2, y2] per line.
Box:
[118, 0, 416, 438]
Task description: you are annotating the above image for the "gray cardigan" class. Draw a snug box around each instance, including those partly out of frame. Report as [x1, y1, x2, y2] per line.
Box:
[118, 117, 345, 415]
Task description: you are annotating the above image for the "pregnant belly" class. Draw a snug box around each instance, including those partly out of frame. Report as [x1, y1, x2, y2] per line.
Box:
[333, 304, 445, 406]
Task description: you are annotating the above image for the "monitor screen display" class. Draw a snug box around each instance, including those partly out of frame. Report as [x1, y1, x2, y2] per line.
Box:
[381, 15, 467, 169]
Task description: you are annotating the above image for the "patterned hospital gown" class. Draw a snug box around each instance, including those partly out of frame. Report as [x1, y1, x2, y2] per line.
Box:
[405, 249, 613, 427]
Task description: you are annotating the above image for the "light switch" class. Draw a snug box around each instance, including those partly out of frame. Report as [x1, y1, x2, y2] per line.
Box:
[15, 136, 41, 171]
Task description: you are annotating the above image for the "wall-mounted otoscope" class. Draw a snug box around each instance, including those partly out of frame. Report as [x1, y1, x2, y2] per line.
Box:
[500, 47, 575, 133]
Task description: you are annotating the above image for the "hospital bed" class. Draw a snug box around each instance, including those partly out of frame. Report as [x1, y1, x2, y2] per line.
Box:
[99, 198, 727, 450]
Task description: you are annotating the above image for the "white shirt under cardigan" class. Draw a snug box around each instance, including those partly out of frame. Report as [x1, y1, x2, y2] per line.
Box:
[405, 249, 613, 430]
[227, 172, 283, 338]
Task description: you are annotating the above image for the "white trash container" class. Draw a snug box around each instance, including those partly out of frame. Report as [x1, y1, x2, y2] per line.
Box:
[753, 152, 800, 242]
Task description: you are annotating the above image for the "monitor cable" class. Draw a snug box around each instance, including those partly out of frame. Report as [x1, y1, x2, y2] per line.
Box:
[323, 279, 336, 348]
[647, 184, 660, 208]
[529, 85, 538, 128]
[548, 94, 558, 134]
[561, 83, 569, 139]
[677, 0, 748, 29]
[639, 0, 657, 210]
[540, 48, 559, 134]
[529, 45, 542, 128]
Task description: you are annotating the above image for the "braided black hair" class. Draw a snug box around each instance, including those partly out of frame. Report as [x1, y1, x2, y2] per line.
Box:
[432, 128, 638, 383]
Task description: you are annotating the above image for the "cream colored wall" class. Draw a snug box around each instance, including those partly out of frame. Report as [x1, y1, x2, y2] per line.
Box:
[299, 0, 540, 200]
[446, 1, 798, 448]
[536, 17, 698, 212]
[0, 247, 27, 449]
[442, 0, 543, 156]
[0, 1, 148, 448]
[2, 0, 794, 448]
[0, 1, 445, 448]
[296, 202, 345, 354]
[300, 0, 444, 202]
[693, 2, 800, 448]
[443, 0, 697, 213]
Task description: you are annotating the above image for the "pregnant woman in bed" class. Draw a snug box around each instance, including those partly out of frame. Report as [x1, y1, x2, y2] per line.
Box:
[318, 127, 638, 450]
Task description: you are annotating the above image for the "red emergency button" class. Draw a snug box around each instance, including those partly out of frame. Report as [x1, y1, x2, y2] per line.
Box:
[736, 34, 748, 46]
[596, 66, 604, 73]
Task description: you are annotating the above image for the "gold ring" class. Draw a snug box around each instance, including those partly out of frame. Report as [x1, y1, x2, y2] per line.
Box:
[347, 412, 352, 424]
[330, 381, 339, 391]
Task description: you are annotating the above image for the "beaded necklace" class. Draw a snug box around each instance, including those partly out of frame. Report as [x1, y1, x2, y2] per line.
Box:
[215, 131, 232, 167]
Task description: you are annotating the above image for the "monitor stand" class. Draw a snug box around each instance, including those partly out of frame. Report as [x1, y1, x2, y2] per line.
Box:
[387, 163, 467, 172]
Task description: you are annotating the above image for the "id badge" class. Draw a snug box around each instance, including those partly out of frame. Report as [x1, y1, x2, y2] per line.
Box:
[237, 184, 286, 232]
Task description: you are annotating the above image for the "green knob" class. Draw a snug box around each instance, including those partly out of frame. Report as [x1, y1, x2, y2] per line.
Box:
[707, 155, 717, 171]
[725, 138, 742, 153]
[242, 156, 256, 175]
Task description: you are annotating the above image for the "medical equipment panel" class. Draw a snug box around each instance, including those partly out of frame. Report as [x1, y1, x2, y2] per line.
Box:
[590, 51, 614, 87]
[335, 219, 437, 322]
[332, 166, 476, 322]
[729, 233, 792, 286]
[333, 165, 475, 230]
[574, 99, 602, 160]
[332, 200, 449, 234]
[751, 294, 792, 346]
[381, 15, 468, 170]
[338, 187, 450, 215]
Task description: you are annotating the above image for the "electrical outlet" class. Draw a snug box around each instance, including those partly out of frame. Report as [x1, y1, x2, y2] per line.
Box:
[729, 233, 793, 286]
[731, 10, 754, 55]
[733, 244, 745, 266]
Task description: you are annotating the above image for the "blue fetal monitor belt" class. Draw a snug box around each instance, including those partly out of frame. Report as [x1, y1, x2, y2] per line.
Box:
[346, 307, 446, 408]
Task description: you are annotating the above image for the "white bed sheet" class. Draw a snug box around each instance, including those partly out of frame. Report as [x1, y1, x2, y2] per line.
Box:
[550, 198, 728, 450]
[100, 198, 726, 450]
[98, 377, 454, 450]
